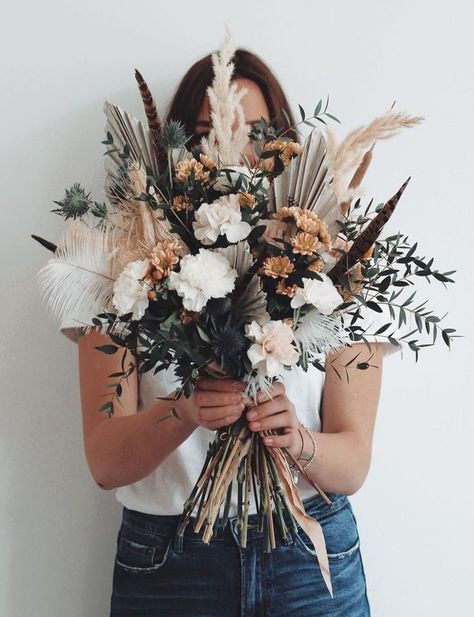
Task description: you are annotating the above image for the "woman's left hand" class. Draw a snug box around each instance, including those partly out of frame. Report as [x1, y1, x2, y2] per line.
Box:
[246, 382, 301, 458]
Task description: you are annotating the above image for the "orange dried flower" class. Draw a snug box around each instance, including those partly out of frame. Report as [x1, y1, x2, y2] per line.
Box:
[276, 281, 298, 297]
[256, 158, 275, 173]
[239, 191, 256, 209]
[172, 195, 194, 212]
[199, 153, 217, 169]
[263, 139, 303, 165]
[290, 232, 320, 255]
[262, 255, 295, 279]
[149, 239, 180, 280]
[273, 206, 302, 221]
[295, 213, 320, 234]
[175, 158, 210, 183]
[307, 257, 325, 272]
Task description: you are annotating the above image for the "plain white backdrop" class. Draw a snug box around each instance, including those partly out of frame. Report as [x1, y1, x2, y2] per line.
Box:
[1, 1, 472, 615]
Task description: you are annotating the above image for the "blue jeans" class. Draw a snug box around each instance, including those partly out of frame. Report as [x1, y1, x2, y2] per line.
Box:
[110, 491, 370, 616]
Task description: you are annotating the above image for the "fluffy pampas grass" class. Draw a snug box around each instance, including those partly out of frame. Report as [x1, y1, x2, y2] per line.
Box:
[200, 24, 250, 165]
[326, 110, 424, 204]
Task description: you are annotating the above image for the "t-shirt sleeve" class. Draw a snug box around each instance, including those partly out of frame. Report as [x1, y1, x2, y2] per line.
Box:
[59, 311, 97, 343]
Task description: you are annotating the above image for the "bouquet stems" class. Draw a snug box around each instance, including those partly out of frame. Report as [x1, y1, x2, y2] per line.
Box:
[174, 409, 333, 552]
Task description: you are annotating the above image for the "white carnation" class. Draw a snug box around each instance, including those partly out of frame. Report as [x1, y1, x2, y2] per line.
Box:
[112, 259, 150, 320]
[192, 194, 251, 245]
[168, 249, 238, 311]
[290, 274, 342, 315]
[246, 319, 299, 378]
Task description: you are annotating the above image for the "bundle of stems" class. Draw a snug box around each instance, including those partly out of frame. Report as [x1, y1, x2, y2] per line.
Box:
[174, 410, 332, 553]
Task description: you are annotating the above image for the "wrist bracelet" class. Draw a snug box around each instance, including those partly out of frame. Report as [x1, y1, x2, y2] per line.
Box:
[300, 425, 317, 470]
[288, 425, 305, 470]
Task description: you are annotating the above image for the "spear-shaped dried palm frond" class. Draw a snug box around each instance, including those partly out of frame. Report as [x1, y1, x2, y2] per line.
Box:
[326, 110, 423, 204]
[327, 177, 411, 282]
[267, 128, 341, 243]
[200, 24, 250, 166]
[216, 242, 267, 323]
[103, 100, 159, 205]
[37, 219, 120, 328]
[134, 69, 167, 175]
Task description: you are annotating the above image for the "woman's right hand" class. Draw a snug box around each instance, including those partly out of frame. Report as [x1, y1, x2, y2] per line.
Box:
[174, 377, 247, 431]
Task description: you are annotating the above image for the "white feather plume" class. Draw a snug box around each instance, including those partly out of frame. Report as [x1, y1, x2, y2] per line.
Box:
[37, 219, 120, 329]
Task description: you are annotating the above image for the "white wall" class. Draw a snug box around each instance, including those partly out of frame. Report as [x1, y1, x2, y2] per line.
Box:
[1, 1, 472, 615]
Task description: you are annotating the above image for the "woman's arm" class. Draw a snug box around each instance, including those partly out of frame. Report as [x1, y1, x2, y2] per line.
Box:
[245, 342, 387, 496]
[293, 342, 386, 495]
[77, 328, 246, 491]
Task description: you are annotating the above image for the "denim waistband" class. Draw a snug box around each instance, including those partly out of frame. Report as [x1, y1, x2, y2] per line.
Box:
[121, 491, 348, 545]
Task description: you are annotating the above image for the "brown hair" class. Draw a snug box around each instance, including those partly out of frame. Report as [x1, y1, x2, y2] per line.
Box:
[164, 47, 299, 149]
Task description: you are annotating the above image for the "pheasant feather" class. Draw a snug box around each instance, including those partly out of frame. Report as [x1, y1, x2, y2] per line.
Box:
[134, 69, 166, 174]
[328, 177, 411, 282]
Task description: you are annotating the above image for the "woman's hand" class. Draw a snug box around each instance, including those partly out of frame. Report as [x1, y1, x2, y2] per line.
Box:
[246, 382, 301, 457]
[174, 377, 246, 431]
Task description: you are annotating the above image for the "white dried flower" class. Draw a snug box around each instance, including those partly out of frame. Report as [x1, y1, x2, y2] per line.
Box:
[290, 274, 342, 315]
[168, 249, 238, 311]
[192, 194, 251, 245]
[246, 319, 299, 378]
[112, 259, 150, 320]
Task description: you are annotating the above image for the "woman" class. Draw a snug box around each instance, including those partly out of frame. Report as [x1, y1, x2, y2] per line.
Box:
[61, 48, 397, 617]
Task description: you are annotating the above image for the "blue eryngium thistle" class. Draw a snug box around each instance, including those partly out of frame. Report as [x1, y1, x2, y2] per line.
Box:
[51, 182, 108, 221]
[51, 183, 92, 219]
[159, 119, 189, 150]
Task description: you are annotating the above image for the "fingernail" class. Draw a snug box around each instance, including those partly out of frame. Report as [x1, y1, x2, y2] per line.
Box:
[247, 410, 257, 420]
[257, 391, 266, 401]
[250, 422, 260, 430]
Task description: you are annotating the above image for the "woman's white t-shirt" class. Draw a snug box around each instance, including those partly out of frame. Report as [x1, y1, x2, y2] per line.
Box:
[59, 306, 400, 516]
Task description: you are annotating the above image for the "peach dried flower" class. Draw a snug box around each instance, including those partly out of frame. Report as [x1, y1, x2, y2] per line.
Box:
[175, 158, 210, 183]
[262, 255, 295, 279]
[239, 191, 256, 209]
[199, 153, 217, 169]
[172, 195, 194, 212]
[290, 232, 320, 255]
[276, 281, 298, 298]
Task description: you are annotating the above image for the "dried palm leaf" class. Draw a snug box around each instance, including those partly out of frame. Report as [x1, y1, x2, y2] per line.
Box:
[217, 242, 267, 323]
[267, 128, 341, 243]
[103, 100, 158, 205]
